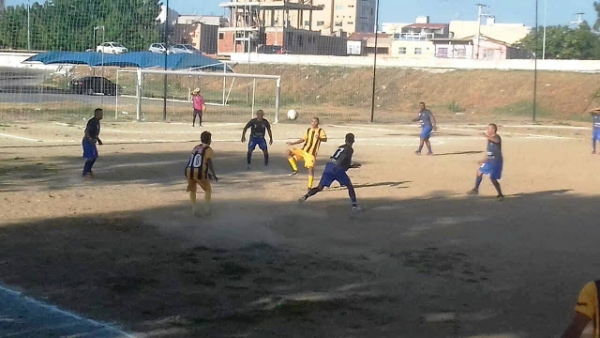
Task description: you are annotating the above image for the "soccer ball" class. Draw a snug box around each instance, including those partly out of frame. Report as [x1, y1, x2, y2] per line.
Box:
[287, 109, 298, 120]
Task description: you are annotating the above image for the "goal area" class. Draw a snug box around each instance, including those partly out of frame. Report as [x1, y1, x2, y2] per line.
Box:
[115, 68, 282, 124]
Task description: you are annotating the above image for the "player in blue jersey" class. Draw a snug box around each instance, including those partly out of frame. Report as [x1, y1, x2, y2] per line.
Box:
[468, 123, 504, 200]
[298, 133, 361, 211]
[411, 102, 437, 155]
[591, 108, 600, 154]
[241, 109, 273, 169]
[81, 108, 103, 178]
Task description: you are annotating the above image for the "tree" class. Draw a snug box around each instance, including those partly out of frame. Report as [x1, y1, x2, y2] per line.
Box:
[0, 0, 161, 51]
[516, 23, 600, 60]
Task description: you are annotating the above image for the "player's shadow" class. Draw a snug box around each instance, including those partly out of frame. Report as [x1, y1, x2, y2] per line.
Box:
[327, 181, 410, 191]
[433, 151, 483, 157]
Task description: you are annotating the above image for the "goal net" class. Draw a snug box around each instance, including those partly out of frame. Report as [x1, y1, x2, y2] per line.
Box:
[114, 68, 281, 124]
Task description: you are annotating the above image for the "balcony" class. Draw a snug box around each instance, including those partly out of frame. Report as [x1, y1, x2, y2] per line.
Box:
[393, 32, 435, 41]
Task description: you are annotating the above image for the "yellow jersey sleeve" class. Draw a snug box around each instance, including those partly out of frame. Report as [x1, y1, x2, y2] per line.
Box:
[575, 282, 597, 319]
[319, 129, 327, 140]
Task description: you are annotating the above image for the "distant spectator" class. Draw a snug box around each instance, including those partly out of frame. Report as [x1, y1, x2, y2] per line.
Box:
[191, 88, 206, 128]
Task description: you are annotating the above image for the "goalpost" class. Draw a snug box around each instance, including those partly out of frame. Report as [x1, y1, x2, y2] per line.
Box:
[116, 68, 282, 124]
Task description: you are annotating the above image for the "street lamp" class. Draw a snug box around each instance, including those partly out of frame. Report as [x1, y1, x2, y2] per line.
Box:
[369, 0, 380, 123]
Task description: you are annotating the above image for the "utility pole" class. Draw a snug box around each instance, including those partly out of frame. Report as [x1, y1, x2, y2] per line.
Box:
[369, 0, 380, 123]
[27, 0, 30, 50]
[163, 0, 169, 121]
[542, 0, 547, 59]
[474, 3, 493, 59]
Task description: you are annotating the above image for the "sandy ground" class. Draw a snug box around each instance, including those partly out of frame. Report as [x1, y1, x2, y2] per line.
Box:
[0, 119, 598, 337]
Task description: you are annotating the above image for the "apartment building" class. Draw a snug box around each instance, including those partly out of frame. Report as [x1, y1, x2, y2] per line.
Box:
[388, 17, 450, 58]
[293, 0, 376, 35]
[217, 0, 347, 56]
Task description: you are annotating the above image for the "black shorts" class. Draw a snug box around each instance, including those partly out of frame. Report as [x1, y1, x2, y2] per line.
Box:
[193, 109, 203, 117]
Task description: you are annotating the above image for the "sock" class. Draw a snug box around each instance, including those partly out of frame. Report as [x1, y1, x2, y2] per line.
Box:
[304, 187, 320, 200]
[491, 179, 503, 196]
[82, 160, 92, 176]
[308, 175, 314, 189]
[88, 158, 96, 172]
[288, 157, 298, 172]
[594, 139, 597, 153]
[247, 151, 252, 165]
[264, 152, 269, 166]
[474, 175, 483, 191]
[348, 185, 358, 206]
[205, 190, 212, 204]
[189, 191, 197, 204]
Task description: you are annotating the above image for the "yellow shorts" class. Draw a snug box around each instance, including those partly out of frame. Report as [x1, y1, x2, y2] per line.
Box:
[290, 148, 316, 168]
[186, 178, 211, 193]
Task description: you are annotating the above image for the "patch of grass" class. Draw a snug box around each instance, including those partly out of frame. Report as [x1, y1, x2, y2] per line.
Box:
[494, 100, 554, 119]
[447, 101, 464, 113]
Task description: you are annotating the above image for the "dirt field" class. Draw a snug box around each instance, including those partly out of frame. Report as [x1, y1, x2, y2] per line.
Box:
[0, 118, 598, 337]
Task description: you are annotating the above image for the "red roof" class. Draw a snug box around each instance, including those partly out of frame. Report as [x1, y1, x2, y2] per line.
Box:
[403, 23, 448, 30]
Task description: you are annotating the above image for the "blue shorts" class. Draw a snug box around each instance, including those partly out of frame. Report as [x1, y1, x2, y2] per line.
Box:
[593, 128, 600, 140]
[479, 160, 503, 180]
[248, 137, 267, 151]
[319, 162, 352, 187]
[420, 125, 433, 139]
[82, 139, 98, 159]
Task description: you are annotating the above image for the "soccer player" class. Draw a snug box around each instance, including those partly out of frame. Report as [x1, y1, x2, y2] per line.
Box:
[468, 123, 504, 200]
[82, 108, 103, 178]
[411, 102, 437, 155]
[191, 88, 206, 127]
[298, 133, 361, 211]
[560, 280, 600, 338]
[241, 109, 273, 169]
[286, 116, 327, 190]
[185, 131, 219, 215]
[591, 108, 600, 154]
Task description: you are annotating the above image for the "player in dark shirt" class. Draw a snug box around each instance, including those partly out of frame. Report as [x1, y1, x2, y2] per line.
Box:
[298, 133, 361, 211]
[411, 102, 437, 155]
[468, 123, 504, 200]
[81, 108, 103, 178]
[241, 109, 273, 169]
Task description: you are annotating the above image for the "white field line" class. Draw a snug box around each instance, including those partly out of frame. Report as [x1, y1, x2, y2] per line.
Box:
[0, 283, 135, 337]
[0, 132, 39, 142]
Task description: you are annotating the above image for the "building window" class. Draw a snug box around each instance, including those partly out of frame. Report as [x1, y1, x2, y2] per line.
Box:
[335, 21, 343, 27]
[348, 21, 354, 25]
[349, 4, 355, 8]
[456, 48, 466, 57]
[317, 21, 324, 26]
[414, 47, 422, 55]
[219, 33, 224, 40]
[335, 5, 343, 10]
[304, 20, 310, 26]
[398, 47, 407, 54]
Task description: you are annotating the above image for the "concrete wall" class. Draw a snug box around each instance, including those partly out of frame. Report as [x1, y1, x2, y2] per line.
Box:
[230, 53, 600, 73]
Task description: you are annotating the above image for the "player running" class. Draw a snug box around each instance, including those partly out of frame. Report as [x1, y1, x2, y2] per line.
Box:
[185, 131, 219, 215]
[82, 108, 103, 178]
[468, 123, 504, 200]
[298, 133, 361, 211]
[561, 280, 600, 338]
[411, 102, 437, 155]
[591, 108, 600, 154]
[286, 117, 327, 190]
[241, 109, 273, 169]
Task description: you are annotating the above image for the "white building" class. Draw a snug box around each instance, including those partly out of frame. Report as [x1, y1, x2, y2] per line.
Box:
[156, 5, 180, 27]
[178, 15, 229, 27]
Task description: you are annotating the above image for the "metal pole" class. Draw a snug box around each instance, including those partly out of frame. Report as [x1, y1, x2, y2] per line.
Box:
[275, 77, 281, 124]
[533, 0, 539, 121]
[115, 69, 119, 119]
[222, 62, 226, 105]
[251, 77, 256, 118]
[542, 0, 547, 59]
[101, 27, 104, 94]
[475, 4, 483, 59]
[162, 0, 169, 121]
[369, 0, 380, 123]
[27, 0, 30, 50]
[136, 68, 142, 121]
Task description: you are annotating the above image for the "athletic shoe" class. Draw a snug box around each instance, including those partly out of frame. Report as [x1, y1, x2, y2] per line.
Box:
[352, 205, 361, 211]
[496, 195, 505, 201]
[289, 171, 298, 176]
[298, 196, 307, 203]
[426, 152, 433, 156]
[415, 151, 421, 155]
[246, 165, 251, 170]
[467, 189, 478, 195]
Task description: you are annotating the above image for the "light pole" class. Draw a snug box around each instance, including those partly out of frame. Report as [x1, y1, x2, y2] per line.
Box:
[533, 0, 539, 122]
[94, 26, 105, 92]
[26, 0, 30, 50]
[369, 0, 380, 123]
[475, 3, 490, 59]
[163, 0, 169, 121]
[542, 0, 547, 59]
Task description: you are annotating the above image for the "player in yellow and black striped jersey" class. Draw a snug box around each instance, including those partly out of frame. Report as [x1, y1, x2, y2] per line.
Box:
[185, 131, 218, 215]
[286, 117, 327, 190]
[562, 280, 600, 338]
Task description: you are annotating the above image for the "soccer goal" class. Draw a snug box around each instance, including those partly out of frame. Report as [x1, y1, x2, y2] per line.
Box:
[115, 68, 282, 124]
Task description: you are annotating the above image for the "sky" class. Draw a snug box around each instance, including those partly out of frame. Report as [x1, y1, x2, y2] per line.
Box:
[5, 0, 598, 27]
